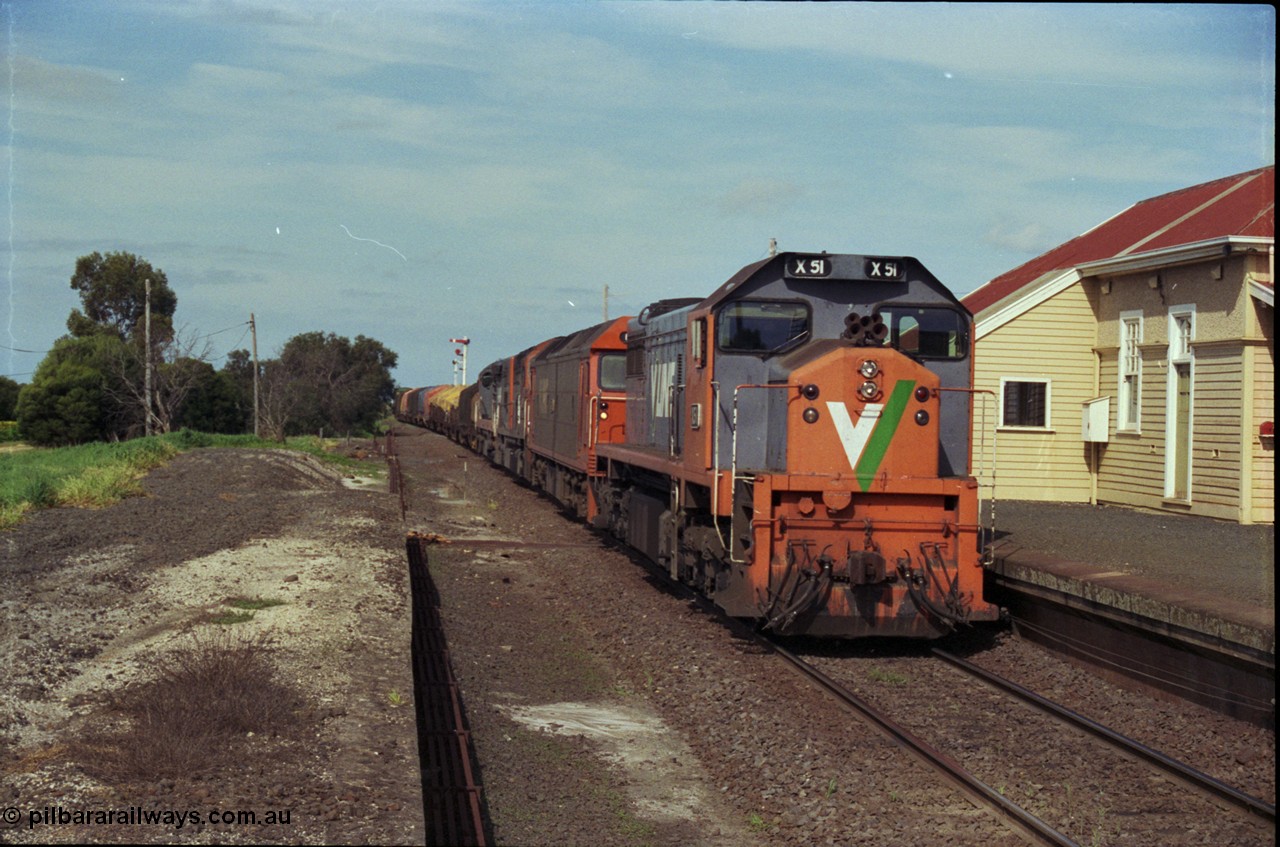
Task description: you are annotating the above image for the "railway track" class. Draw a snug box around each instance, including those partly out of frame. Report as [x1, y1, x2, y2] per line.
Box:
[787, 639, 1275, 846]
[767, 637, 1081, 847]
[580, 521, 1274, 846]
[932, 648, 1275, 824]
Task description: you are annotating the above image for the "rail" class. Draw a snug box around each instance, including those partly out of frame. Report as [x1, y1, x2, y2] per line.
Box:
[406, 533, 488, 846]
[932, 648, 1276, 823]
[766, 637, 1080, 847]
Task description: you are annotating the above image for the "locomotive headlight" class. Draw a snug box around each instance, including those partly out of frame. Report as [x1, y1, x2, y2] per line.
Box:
[858, 381, 879, 400]
[859, 360, 880, 379]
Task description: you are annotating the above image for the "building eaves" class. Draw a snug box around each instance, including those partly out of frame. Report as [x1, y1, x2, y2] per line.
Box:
[964, 166, 1275, 330]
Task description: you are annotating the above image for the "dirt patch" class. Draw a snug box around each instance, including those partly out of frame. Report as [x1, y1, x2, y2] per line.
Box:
[0, 449, 422, 844]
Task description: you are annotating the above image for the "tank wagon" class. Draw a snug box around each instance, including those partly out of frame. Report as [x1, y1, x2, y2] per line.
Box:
[401, 252, 1000, 639]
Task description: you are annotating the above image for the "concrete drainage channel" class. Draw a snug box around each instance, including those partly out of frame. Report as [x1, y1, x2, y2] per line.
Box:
[406, 532, 489, 847]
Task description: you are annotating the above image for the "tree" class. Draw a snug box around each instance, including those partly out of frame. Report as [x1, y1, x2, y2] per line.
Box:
[0, 376, 20, 419]
[68, 251, 177, 343]
[257, 358, 301, 442]
[172, 362, 246, 434]
[101, 325, 215, 434]
[213, 349, 257, 433]
[16, 335, 130, 445]
[262, 332, 398, 438]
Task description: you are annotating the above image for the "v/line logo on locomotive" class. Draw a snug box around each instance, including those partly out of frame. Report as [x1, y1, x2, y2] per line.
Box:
[399, 251, 1000, 640]
[825, 379, 916, 492]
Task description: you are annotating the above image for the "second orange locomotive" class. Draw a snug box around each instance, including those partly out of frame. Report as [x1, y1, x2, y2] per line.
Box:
[403, 251, 1000, 639]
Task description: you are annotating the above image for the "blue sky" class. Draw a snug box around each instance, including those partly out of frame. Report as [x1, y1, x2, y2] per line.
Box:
[2, 1, 1274, 388]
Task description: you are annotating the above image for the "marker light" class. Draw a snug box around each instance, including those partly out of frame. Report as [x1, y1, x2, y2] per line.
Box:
[803, 407, 820, 424]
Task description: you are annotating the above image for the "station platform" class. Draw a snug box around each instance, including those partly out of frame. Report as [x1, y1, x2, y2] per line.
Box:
[981, 500, 1274, 726]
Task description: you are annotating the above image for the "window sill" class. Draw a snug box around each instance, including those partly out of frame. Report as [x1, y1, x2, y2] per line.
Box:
[996, 426, 1056, 434]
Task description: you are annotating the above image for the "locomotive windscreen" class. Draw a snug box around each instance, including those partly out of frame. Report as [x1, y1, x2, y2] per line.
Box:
[717, 301, 809, 353]
[879, 306, 969, 360]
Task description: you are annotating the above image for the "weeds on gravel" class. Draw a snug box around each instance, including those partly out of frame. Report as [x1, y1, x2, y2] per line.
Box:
[591, 785, 656, 844]
[209, 609, 257, 625]
[208, 596, 286, 625]
[867, 667, 909, 685]
[227, 596, 286, 611]
[1065, 784, 1112, 847]
[0, 437, 178, 527]
[0, 429, 381, 529]
[78, 629, 303, 781]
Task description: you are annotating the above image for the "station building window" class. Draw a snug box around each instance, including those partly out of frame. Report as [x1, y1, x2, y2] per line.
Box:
[1000, 378, 1050, 429]
[1118, 311, 1143, 432]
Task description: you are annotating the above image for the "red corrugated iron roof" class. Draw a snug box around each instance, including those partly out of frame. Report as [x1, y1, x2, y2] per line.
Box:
[964, 166, 1275, 316]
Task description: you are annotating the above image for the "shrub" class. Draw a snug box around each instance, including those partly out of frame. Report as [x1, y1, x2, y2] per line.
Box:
[79, 629, 304, 780]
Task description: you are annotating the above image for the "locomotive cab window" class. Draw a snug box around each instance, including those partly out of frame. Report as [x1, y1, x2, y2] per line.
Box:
[880, 306, 968, 360]
[717, 301, 809, 354]
[598, 352, 626, 390]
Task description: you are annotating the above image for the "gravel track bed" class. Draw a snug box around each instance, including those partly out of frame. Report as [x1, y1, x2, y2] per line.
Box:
[2, 448, 422, 845]
[402, 429, 1025, 846]
[398, 425, 1274, 846]
[957, 638, 1276, 805]
[798, 642, 1272, 846]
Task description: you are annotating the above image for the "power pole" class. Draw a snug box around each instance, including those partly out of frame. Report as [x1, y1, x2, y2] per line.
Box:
[603, 284, 609, 321]
[250, 313, 260, 438]
[144, 277, 153, 437]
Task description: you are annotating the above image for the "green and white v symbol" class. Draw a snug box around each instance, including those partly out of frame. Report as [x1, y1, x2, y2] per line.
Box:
[825, 380, 916, 491]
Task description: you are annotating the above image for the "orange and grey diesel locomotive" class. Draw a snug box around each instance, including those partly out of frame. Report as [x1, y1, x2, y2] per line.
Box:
[402, 251, 1000, 639]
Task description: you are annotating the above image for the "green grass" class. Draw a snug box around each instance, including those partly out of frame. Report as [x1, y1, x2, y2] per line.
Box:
[209, 610, 257, 625]
[0, 436, 179, 526]
[226, 596, 286, 611]
[0, 429, 382, 530]
[868, 667, 909, 685]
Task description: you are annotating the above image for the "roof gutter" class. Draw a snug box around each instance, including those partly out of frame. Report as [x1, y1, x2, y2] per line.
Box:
[974, 235, 1274, 338]
[1074, 235, 1273, 278]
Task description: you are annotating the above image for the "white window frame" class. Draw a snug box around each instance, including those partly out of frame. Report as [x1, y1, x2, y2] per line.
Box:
[1117, 310, 1143, 432]
[1164, 305, 1195, 499]
[998, 377, 1052, 431]
[1169, 307, 1195, 364]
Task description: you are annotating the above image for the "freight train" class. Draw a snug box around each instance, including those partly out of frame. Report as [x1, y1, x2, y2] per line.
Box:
[398, 251, 1001, 639]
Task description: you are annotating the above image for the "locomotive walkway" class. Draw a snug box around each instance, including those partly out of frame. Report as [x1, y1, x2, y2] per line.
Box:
[985, 500, 1274, 727]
